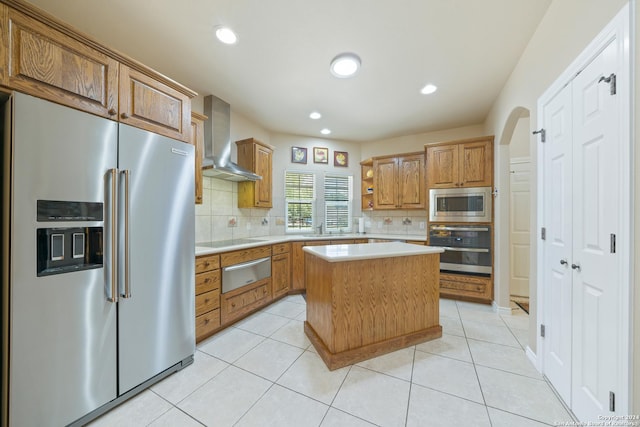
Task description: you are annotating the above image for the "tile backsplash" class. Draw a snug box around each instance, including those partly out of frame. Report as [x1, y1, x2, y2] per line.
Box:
[195, 177, 285, 244]
[196, 177, 428, 244]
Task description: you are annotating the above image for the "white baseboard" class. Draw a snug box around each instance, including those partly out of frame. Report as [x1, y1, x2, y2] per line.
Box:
[492, 300, 513, 315]
[525, 345, 541, 372]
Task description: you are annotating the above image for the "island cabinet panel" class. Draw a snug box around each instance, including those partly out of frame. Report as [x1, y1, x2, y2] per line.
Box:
[119, 65, 191, 142]
[305, 252, 442, 370]
[4, 8, 119, 118]
[195, 254, 221, 342]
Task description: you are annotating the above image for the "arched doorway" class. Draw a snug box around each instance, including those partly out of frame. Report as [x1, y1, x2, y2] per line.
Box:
[495, 106, 531, 315]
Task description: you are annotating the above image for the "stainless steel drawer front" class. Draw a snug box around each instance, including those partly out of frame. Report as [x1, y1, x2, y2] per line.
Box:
[222, 257, 271, 293]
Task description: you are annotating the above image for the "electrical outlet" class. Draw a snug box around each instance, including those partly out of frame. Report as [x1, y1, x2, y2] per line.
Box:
[419, 222, 425, 230]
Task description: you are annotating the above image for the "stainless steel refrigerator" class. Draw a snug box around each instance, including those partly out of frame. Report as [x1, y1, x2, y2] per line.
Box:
[1, 92, 195, 426]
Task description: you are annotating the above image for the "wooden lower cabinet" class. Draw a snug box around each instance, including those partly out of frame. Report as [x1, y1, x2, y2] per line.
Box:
[195, 254, 221, 342]
[291, 241, 326, 291]
[221, 278, 272, 325]
[439, 272, 492, 304]
[272, 243, 291, 299]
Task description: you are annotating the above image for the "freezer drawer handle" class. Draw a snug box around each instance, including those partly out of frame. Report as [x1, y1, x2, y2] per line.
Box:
[107, 168, 118, 303]
[121, 169, 132, 298]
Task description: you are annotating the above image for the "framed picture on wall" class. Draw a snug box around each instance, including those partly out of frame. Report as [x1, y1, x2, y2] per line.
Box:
[313, 147, 329, 164]
[291, 146, 307, 164]
[334, 151, 348, 167]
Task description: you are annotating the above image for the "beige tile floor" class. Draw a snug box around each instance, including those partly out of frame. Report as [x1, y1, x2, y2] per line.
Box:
[89, 295, 575, 426]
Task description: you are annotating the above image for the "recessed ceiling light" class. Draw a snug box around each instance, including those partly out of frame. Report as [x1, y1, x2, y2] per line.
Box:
[330, 53, 361, 78]
[215, 26, 238, 44]
[309, 111, 322, 120]
[420, 84, 438, 95]
[320, 128, 331, 135]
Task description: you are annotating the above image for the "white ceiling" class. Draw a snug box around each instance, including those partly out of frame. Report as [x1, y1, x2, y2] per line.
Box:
[27, 0, 551, 142]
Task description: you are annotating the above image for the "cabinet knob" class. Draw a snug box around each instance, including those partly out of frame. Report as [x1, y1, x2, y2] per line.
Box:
[204, 299, 209, 304]
[121, 112, 130, 119]
[107, 108, 117, 116]
[231, 302, 236, 307]
[204, 278, 211, 283]
[204, 262, 210, 267]
[204, 319, 210, 324]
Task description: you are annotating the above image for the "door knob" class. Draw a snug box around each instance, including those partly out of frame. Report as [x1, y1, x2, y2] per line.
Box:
[571, 263, 581, 271]
[560, 259, 568, 266]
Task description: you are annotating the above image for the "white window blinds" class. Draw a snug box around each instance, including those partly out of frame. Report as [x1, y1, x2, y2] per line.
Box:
[324, 174, 352, 232]
[285, 171, 315, 232]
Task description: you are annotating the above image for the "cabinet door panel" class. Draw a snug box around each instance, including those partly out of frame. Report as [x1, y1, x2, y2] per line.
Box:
[5, 9, 118, 118]
[272, 252, 290, 298]
[255, 144, 272, 206]
[398, 154, 425, 208]
[373, 157, 398, 209]
[426, 145, 458, 188]
[459, 141, 492, 187]
[119, 65, 190, 142]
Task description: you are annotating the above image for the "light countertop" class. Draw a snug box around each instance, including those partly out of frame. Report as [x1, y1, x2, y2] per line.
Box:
[195, 233, 428, 256]
[303, 242, 443, 262]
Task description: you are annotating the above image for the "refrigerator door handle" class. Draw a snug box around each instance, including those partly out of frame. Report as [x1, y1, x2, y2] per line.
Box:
[106, 168, 118, 303]
[121, 169, 132, 298]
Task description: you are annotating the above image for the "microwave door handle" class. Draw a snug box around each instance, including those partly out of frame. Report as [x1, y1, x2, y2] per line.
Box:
[441, 247, 490, 253]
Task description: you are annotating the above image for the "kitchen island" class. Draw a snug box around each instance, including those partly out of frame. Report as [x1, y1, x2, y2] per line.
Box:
[303, 242, 444, 370]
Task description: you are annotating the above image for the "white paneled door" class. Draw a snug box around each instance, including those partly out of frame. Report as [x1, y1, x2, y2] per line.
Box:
[509, 160, 531, 298]
[542, 83, 573, 404]
[570, 40, 620, 421]
[539, 8, 628, 421]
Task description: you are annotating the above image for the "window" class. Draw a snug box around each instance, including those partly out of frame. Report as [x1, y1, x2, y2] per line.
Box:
[285, 171, 315, 233]
[324, 174, 352, 233]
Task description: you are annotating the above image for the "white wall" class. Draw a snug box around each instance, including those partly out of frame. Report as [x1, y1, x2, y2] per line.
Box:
[361, 124, 486, 160]
[482, 0, 635, 411]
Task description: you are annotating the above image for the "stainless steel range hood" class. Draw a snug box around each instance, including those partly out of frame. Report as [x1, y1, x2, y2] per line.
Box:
[202, 95, 261, 182]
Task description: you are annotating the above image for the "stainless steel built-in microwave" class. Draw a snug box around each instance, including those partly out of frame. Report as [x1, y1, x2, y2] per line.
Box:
[429, 186, 493, 223]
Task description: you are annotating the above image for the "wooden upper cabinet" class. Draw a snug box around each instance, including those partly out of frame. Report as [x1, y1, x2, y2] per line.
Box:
[459, 140, 493, 187]
[426, 136, 493, 188]
[0, 4, 8, 84]
[373, 157, 397, 209]
[191, 112, 207, 204]
[398, 154, 425, 208]
[236, 138, 274, 208]
[119, 65, 191, 142]
[3, 8, 118, 118]
[373, 152, 425, 210]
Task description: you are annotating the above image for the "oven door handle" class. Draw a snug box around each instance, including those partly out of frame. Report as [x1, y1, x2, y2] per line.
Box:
[430, 226, 490, 232]
[441, 246, 490, 253]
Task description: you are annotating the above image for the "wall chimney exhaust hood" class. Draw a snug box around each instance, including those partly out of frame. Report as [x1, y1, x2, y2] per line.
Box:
[201, 95, 261, 182]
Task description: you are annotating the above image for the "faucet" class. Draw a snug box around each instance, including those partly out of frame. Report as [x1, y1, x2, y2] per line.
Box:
[316, 223, 323, 235]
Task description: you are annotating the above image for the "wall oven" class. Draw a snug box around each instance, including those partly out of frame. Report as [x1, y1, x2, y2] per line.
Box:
[429, 224, 492, 275]
[429, 186, 492, 223]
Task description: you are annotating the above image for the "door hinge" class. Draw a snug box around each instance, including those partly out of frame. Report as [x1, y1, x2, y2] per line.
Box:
[609, 391, 615, 412]
[599, 73, 617, 95]
[610, 234, 616, 254]
[540, 324, 546, 338]
[532, 128, 546, 142]
[541, 227, 546, 240]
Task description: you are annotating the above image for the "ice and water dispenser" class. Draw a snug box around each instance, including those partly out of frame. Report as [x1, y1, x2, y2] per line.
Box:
[36, 200, 104, 276]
